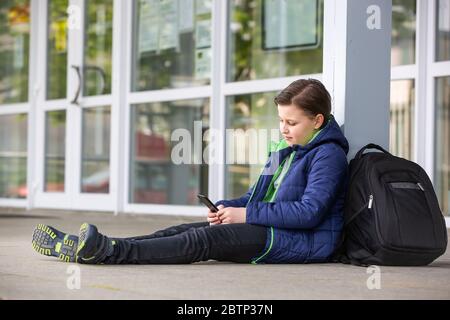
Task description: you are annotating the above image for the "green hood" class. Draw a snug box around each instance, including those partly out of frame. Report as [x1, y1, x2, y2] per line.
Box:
[268, 139, 290, 153]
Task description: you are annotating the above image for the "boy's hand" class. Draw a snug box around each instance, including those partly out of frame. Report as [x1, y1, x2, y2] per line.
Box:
[217, 207, 247, 224]
[207, 205, 225, 225]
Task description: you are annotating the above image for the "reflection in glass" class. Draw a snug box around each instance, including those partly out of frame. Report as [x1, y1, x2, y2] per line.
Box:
[83, 0, 113, 96]
[0, 0, 30, 104]
[434, 77, 449, 216]
[81, 106, 110, 193]
[130, 99, 209, 205]
[47, 0, 68, 100]
[391, 0, 416, 66]
[0, 114, 27, 198]
[436, 0, 450, 61]
[390, 80, 415, 160]
[228, 0, 323, 82]
[226, 92, 280, 199]
[131, 0, 212, 91]
[44, 110, 66, 192]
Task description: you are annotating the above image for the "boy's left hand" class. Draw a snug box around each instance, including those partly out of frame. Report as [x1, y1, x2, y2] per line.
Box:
[217, 207, 247, 224]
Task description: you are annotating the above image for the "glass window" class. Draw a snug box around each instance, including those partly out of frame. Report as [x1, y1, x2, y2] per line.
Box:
[83, 0, 113, 96]
[391, 0, 416, 66]
[0, 0, 30, 104]
[434, 77, 449, 216]
[436, 0, 450, 61]
[130, 99, 209, 205]
[0, 114, 27, 198]
[390, 80, 415, 160]
[226, 92, 280, 199]
[131, 0, 211, 91]
[44, 110, 66, 192]
[228, 0, 323, 82]
[47, 0, 68, 100]
[81, 106, 111, 193]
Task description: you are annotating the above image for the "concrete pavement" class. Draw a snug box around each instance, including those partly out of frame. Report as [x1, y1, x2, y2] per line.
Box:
[0, 207, 449, 300]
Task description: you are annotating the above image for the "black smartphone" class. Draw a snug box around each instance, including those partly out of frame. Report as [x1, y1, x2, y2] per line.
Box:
[197, 194, 219, 213]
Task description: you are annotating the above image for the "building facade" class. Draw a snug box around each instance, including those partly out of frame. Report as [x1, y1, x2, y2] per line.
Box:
[0, 0, 448, 223]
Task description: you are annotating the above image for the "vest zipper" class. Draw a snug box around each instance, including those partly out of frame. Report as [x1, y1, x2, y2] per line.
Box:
[247, 175, 261, 204]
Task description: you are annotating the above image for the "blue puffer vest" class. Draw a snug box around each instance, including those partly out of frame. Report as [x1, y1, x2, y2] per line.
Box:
[216, 115, 349, 263]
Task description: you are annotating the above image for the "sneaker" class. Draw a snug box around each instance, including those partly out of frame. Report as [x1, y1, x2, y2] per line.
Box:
[32, 224, 78, 263]
[76, 223, 115, 264]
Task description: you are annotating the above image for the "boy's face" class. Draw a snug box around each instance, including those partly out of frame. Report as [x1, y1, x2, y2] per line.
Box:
[277, 104, 324, 146]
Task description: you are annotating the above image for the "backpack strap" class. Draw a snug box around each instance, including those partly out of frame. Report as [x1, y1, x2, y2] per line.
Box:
[330, 205, 373, 267]
[355, 143, 391, 160]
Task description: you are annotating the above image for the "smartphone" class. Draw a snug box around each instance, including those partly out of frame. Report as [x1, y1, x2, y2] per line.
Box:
[197, 194, 219, 213]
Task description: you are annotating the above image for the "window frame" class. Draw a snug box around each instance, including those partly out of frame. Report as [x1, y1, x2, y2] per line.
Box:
[424, 0, 450, 221]
[0, 0, 35, 207]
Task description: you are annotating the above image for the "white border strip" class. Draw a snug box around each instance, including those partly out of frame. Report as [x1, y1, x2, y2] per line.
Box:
[390, 64, 417, 80]
[430, 61, 450, 77]
[0, 199, 28, 208]
[27, 0, 40, 210]
[208, 0, 227, 202]
[0, 104, 29, 115]
[39, 99, 68, 111]
[128, 86, 212, 105]
[424, 0, 436, 181]
[415, 0, 428, 168]
[77, 94, 113, 107]
[222, 74, 323, 96]
[122, 0, 133, 214]
[111, 0, 128, 215]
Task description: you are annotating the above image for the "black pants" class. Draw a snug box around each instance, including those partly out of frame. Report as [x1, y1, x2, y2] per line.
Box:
[104, 222, 267, 264]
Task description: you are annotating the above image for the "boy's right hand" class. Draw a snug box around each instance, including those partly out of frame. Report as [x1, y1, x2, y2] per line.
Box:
[207, 205, 225, 225]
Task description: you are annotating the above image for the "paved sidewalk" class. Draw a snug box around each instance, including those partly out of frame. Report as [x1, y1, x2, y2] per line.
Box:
[0, 207, 449, 300]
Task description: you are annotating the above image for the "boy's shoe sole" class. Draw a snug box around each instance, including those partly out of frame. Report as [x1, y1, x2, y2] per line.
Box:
[32, 224, 78, 263]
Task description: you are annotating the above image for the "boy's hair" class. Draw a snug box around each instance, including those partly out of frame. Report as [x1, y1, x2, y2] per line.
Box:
[274, 79, 331, 129]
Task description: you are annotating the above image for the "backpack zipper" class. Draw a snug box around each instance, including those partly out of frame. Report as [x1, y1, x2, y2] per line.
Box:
[368, 194, 373, 209]
[345, 195, 373, 227]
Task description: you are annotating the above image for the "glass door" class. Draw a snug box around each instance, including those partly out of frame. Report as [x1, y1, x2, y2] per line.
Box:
[34, 0, 115, 211]
[0, 0, 30, 204]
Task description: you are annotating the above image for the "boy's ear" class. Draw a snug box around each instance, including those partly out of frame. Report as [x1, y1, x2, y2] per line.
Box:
[315, 114, 324, 129]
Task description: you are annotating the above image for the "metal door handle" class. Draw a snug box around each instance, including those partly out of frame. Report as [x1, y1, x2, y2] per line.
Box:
[70, 65, 82, 105]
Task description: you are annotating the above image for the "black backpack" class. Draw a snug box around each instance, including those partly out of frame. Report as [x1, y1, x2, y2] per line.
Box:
[334, 143, 448, 266]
